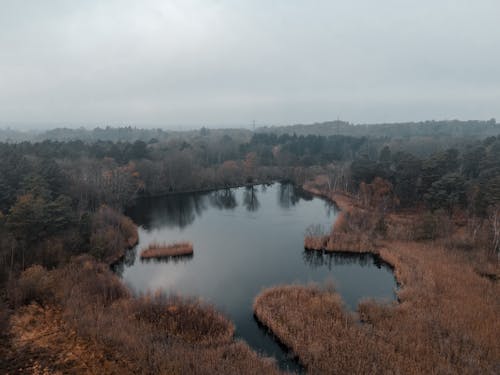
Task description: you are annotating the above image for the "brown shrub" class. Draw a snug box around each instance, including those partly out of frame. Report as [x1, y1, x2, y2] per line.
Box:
[255, 266, 499, 375]
[90, 205, 138, 263]
[132, 294, 234, 346]
[10, 256, 282, 374]
[254, 284, 413, 374]
[7, 265, 54, 307]
[280, 181, 500, 374]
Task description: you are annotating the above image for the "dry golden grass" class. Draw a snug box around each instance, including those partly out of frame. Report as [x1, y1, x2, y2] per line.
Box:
[132, 294, 234, 346]
[303, 235, 328, 250]
[140, 241, 194, 259]
[8, 303, 136, 374]
[254, 179, 500, 374]
[6, 256, 282, 375]
[255, 242, 500, 375]
[303, 178, 375, 253]
[254, 284, 416, 374]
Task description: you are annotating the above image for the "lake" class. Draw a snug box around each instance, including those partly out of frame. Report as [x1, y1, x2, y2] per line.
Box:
[117, 183, 396, 372]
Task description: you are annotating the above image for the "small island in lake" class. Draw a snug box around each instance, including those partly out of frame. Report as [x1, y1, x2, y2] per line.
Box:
[140, 241, 194, 259]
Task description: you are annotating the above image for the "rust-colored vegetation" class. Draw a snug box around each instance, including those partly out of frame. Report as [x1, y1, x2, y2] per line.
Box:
[303, 176, 376, 252]
[255, 241, 500, 374]
[6, 256, 281, 374]
[260, 177, 500, 374]
[140, 241, 194, 259]
[90, 205, 139, 264]
[254, 284, 414, 373]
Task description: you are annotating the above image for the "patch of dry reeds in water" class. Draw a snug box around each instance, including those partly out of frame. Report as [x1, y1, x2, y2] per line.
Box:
[140, 241, 194, 259]
[9, 256, 281, 374]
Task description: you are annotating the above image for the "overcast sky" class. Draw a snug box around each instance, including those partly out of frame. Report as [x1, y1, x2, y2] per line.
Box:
[1, 0, 499, 129]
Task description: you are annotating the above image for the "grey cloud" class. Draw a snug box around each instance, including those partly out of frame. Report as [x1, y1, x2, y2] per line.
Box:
[0, 0, 499, 128]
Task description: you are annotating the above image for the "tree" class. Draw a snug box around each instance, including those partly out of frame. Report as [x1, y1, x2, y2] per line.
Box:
[351, 157, 384, 187]
[379, 145, 391, 164]
[392, 152, 422, 207]
[488, 205, 500, 257]
[244, 152, 258, 182]
[7, 193, 74, 243]
[38, 158, 68, 197]
[462, 146, 486, 179]
[424, 173, 467, 214]
[420, 148, 459, 194]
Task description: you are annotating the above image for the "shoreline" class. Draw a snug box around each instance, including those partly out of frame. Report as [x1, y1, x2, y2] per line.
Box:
[106, 230, 139, 267]
[133, 179, 280, 201]
[252, 180, 403, 372]
[252, 178, 499, 373]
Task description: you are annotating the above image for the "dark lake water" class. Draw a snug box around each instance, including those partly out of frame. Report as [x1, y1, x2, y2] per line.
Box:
[117, 183, 396, 372]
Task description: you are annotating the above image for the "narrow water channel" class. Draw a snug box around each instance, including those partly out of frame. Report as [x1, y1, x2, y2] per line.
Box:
[115, 183, 396, 372]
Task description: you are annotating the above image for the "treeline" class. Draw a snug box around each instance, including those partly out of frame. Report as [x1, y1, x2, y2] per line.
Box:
[2, 119, 498, 144]
[1, 127, 499, 284]
[0, 125, 253, 143]
[258, 118, 499, 139]
[0, 132, 304, 283]
[1, 124, 498, 373]
[350, 135, 500, 215]
[0, 143, 139, 284]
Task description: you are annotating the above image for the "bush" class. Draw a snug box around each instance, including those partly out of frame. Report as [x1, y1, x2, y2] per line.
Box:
[414, 211, 439, 240]
[8, 265, 53, 307]
[89, 205, 138, 262]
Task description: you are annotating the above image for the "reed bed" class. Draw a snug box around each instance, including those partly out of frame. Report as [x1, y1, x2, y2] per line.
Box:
[7, 256, 281, 374]
[254, 284, 414, 374]
[271, 178, 500, 374]
[140, 241, 193, 259]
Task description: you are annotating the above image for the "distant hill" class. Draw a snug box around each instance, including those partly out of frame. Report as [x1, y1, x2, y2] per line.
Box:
[1, 119, 498, 143]
[0, 125, 253, 144]
[257, 119, 500, 139]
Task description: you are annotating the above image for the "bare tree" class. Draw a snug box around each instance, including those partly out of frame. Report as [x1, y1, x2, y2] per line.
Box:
[489, 205, 500, 258]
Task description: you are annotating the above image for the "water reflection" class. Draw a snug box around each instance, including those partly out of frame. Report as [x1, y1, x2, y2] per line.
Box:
[112, 246, 137, 277]
[128, 194, 207, 230]
[209, 188, 237, 210]
[243, 186, 260, 212]
[302, 250, 391, 271]
[278, 183, 300, 209]
[128, 183, 313, 228]
[121, 183, 396, 372]
[323, 200, 337, 219]
[253, 314, 304, 372]
[140, 253, 194, 264]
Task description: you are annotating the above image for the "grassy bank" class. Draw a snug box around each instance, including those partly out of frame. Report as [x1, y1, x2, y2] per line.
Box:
[253, 176, 499, 374]
[2, 205, 283, 374]
[90, 205, 139, 266]
[140, 241, 194, 259]
[254, 285, 416, 373]
[4, 256, 282, 374]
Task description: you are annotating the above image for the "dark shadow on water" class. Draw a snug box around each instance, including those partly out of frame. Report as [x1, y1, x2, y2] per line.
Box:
[252, 314, 305, 374]
[140, 253, 194, 264]
[302, 249, 393, 272]
[111, 246, 137, 277]
[127, 193, 207, 230]
[278, 183, 301, 209]
[209, 188, 238, 210]
[243, 186, 260, 212]
[127, 183, 325, 228]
